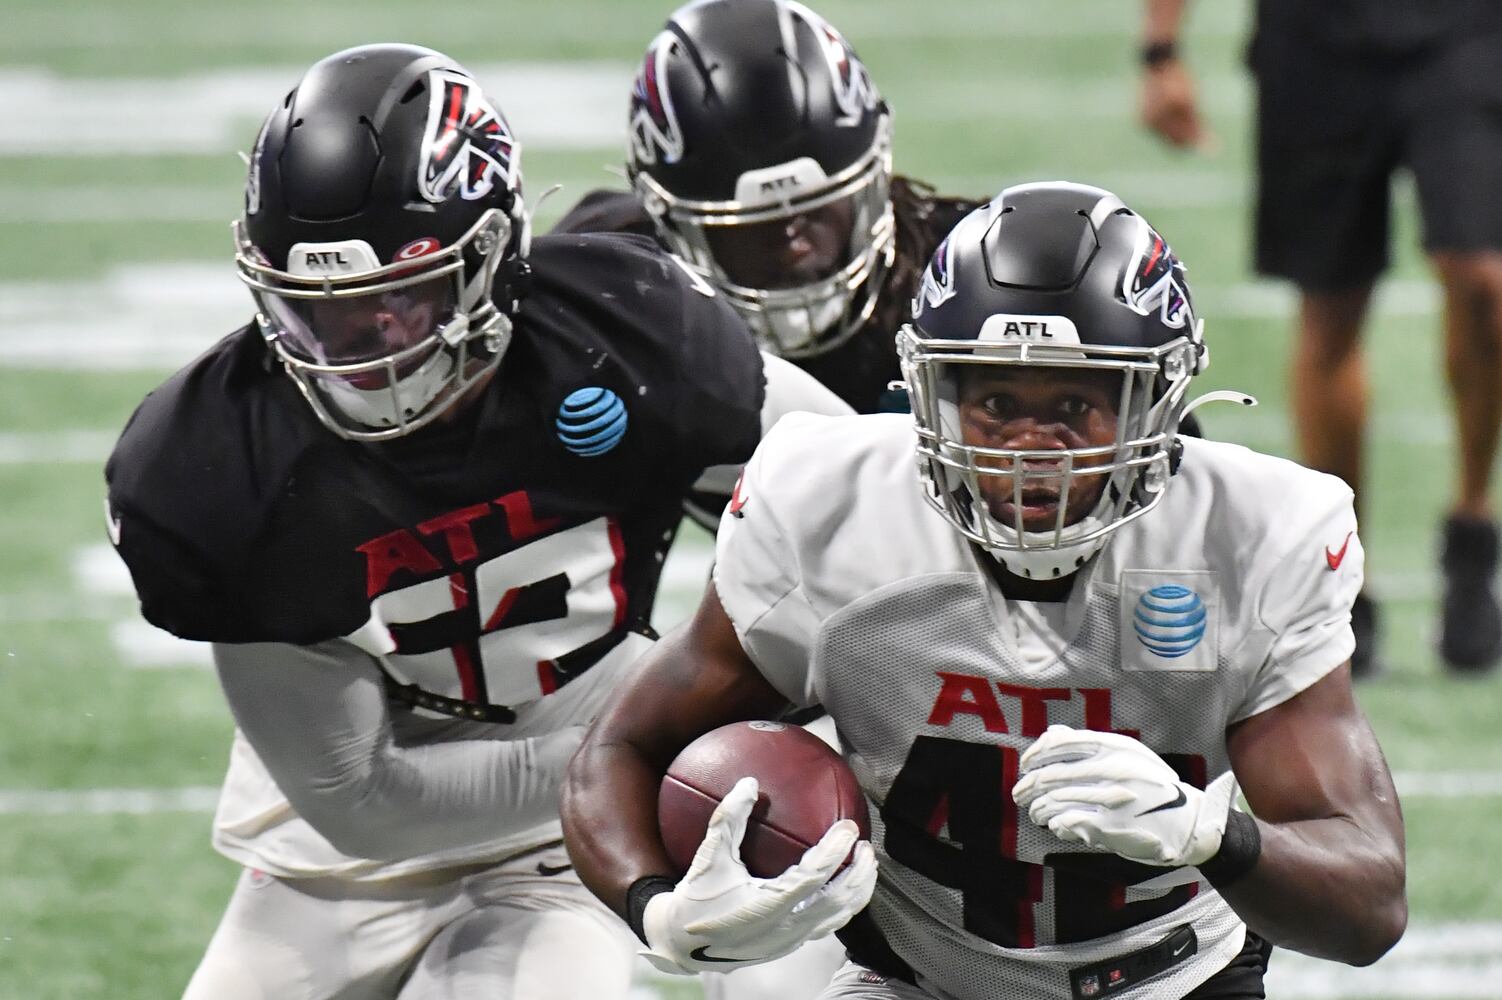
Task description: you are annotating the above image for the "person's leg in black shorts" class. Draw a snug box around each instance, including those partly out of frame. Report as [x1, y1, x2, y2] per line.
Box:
[1251, 32, 1402, 678]
[1403, 29, 1502, 672]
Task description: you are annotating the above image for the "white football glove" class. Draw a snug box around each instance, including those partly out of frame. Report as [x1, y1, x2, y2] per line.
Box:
[1011, 725, 1239, 868]
[642, 776, 878, 976]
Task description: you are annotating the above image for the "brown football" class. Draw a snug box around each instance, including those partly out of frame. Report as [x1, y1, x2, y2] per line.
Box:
[658, 720, 870, 879]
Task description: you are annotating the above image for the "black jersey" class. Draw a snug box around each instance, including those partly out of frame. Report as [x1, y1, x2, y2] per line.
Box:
[1255, 0, 1502, 55]
[107, 233, 763, 720]
[552, 179, 978, 415]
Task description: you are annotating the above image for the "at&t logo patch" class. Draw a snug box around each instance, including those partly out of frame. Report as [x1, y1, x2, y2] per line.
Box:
[1133, 585, 1205, 657]
[1119, 571, 1218, 672]
[556, 387, 627, 457]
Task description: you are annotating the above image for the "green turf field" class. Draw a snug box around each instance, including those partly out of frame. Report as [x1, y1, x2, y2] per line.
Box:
[2, 1, 1500, 997]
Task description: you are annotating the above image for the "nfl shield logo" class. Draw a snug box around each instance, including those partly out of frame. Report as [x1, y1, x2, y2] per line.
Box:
[1080, 975, 1100, 997]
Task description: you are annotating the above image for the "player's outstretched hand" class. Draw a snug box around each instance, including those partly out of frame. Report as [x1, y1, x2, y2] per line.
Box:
[642, 776, 877, 975]
[1140, 58, 1214, 152]
[1012, 725, 1239, 868]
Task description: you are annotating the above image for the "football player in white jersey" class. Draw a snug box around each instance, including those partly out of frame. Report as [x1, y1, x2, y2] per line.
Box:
[561, 182, 1407, 999]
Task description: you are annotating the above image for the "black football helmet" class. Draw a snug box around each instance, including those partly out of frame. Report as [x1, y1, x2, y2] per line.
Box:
[900, 181, 1215, 578]
[626, 0, 893, 358]
[235, 44, 530, 440]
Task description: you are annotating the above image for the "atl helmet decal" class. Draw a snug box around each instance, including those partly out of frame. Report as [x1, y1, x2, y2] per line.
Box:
[417, 69, 518, 204]
[1122, 220, 1192, 329]
[915, 233, 958, 311]
[787, 2, 879, 126]
[629, 31, 686, 166]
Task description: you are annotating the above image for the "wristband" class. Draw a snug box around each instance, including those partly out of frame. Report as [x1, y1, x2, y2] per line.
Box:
[1197, 810, 1261, 888]
[1142, 40, 1178, 68]
[626, 874, 677, 945]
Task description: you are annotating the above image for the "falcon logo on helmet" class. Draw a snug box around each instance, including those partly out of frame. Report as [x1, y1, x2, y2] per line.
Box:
[418, 70, 518, 203]
[629, 32, 686, 166]
[787, 2, 878, 126]
[245, 114, 271, 216]
[916, 233, 959, 311]
[1122, 221, 1193, 330]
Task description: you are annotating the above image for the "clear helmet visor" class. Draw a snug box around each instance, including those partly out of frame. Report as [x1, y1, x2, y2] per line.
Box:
[234, 207, 523, 441]
[259, 273, 458, 383]
[703, 194, 855, 290]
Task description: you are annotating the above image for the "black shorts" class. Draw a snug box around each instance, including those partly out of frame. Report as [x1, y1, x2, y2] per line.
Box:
[1183, 931, 1272, 999]
[1251, 28, 1502, 290]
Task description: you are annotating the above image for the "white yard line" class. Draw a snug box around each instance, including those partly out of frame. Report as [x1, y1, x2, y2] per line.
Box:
[0, 262, 1445, 373]
[0, 786, 220, 815]
[0, 64, 1255, 161]
[3, 771, 1502, 817]
[0, 408, 1461, 470]
[0, 185, 232, 224]
[0, 172, 1251, 223]
[0, 430, 116, 465]
[0, 64, 630, 156]
[1265, 922, 1502, 998]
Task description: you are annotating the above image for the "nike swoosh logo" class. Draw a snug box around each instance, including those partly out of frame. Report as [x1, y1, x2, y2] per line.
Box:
[1326, 531, 1353, 571]
[690, 945, 751, 964]
[535, 862, 573, 877]
[728, 476, 750, 518]
[1136, 786, 1187, 816]
[1172, 940, 1191, 957]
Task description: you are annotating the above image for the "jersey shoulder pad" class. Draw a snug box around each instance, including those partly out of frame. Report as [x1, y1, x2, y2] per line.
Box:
[106, 326, 324, 640]
[1171, 437, 1355, 581]
[548, 188, 656, 237]
[745, 412, 913, 524]
[524, 233, 765, 468]
[1177, 437, 1352, 535]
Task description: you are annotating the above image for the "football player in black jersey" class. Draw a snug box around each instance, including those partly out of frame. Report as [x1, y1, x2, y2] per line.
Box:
[552, 0, 979, 418]
[105, 44, 847, 1000]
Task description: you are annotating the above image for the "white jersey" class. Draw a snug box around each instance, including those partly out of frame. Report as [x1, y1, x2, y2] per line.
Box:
[714, 413, 1362, 1000]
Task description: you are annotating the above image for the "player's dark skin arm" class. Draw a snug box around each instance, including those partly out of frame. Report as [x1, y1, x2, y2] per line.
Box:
[561, 582, 788, 917]
[1218, 663, 1407, 965]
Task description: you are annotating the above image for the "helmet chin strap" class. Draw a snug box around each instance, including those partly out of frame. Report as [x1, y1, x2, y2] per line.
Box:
[756, 290, 849, 352]
[978, 507, 1114, 581]
[318, 348, 457, 430]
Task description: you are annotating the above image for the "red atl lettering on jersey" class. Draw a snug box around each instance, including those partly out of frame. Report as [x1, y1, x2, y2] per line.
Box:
[925, 672, 1138, 738]
[494, 490, 563, 542]
[928, 672, 1008, 731]
[357, 529, 445, 597]
[995, 682, 1071, 738]
[356, 490, 564, 597]
[417, 504, 491, 564]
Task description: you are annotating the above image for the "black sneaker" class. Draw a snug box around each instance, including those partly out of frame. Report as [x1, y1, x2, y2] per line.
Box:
[1350, 591, 1380, 680]
[1440, 515, 1502, 674]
